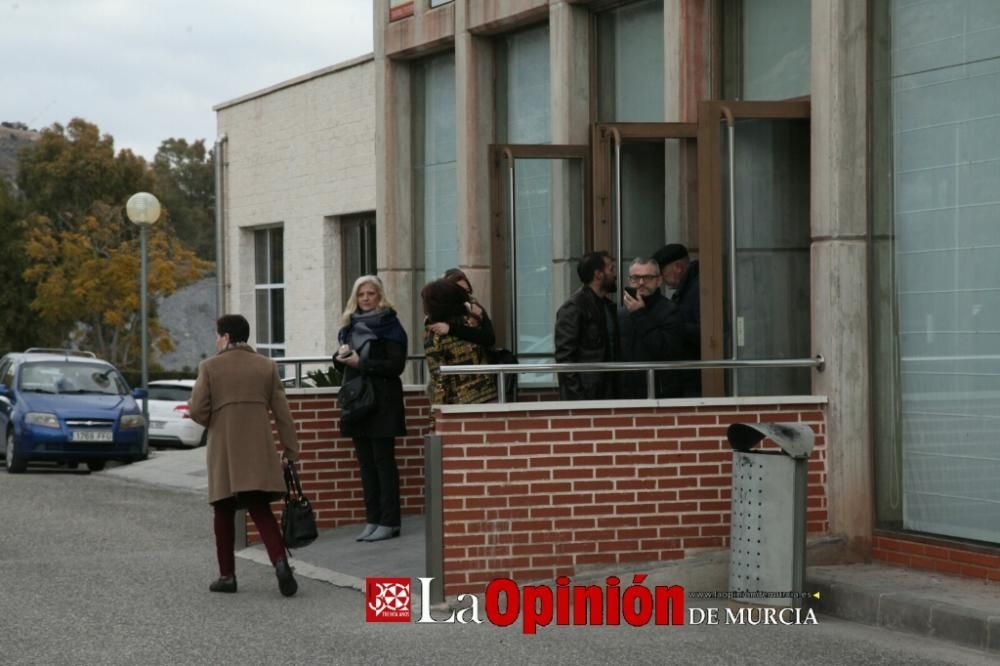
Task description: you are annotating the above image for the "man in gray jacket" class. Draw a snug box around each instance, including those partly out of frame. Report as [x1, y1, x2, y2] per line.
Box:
[554, 251, 620, 400]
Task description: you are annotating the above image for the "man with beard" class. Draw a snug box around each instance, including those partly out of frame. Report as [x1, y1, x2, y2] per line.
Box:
[554, 251, 620, 400]
[619, 257, 685, 398]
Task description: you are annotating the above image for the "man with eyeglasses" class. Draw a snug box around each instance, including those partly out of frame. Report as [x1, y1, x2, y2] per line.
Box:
[619, 257, 685, 398]
[554, 251, 620, 400]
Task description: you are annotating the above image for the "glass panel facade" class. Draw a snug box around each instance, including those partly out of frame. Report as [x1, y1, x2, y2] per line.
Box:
[873, 0, 1000, 543]
[497, 25, 566, 382]
[726, 0, 811, 100]
[597, 0, 665, 122]
[413, 52, 458, 290]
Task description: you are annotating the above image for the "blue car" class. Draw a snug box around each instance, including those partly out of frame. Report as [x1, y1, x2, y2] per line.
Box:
[0, 349, 148, 473]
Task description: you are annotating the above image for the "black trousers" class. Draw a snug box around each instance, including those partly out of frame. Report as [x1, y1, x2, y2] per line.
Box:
[352, 436, 400, 527]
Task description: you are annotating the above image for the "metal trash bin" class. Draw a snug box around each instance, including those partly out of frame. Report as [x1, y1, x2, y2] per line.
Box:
[726, 422, 815, 608]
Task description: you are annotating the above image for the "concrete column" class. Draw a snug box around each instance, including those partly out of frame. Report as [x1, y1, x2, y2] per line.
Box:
[810, 0, 871, 559]
[664, 0, 713, 124]
[376, 1, 419, 363]
[454, 2, 496, 318]
[549, 1, 590, 301]
[663, 0, 713, 248]
[549, 1, 590, 145]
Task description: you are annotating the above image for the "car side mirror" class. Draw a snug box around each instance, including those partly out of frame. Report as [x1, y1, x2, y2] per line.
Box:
[131, 388, 148, 400]
[0, 384, 11, 398]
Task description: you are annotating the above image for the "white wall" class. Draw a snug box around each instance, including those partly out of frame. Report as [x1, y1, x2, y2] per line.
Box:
[216, 56, 376, 356]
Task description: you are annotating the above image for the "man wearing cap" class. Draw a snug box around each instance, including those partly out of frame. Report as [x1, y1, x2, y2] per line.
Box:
[653, 243, 701, 396]
[554, 251, 620, 400]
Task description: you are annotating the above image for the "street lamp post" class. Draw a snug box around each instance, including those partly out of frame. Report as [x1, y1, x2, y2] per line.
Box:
[125, 192, 161, 457]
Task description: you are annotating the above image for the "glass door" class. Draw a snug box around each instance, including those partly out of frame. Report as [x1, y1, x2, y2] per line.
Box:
[592, 123, 699, 299]
[698, 100, 811, 396]
[490, 145, 589, 385]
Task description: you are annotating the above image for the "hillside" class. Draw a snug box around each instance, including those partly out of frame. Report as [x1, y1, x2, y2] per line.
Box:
[0, 123, 40, 186]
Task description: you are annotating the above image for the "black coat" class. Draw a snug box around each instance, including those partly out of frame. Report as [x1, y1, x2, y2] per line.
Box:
[618, 290, 686, 398]
[671, 260, 701, 397]
[554, 286, 619, 400]
[334, 337, 407, 438]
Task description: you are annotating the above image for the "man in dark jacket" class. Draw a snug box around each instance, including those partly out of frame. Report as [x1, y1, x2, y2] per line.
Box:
[654, 243, 701, 396]
[554, 251, 619, 400]
[619, 257, 686, 398]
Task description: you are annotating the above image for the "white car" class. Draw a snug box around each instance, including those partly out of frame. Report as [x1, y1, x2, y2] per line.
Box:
[146, 380, 205, 448]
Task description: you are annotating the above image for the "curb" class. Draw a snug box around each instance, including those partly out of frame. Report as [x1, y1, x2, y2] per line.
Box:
[808, 572, 1000, 654]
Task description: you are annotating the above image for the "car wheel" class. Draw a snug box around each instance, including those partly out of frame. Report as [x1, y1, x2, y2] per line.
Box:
[198, 430, 207, 447]
[5, 430, 27, 474]
[86, 460, 106, 472]
[66, 461, 79, 470]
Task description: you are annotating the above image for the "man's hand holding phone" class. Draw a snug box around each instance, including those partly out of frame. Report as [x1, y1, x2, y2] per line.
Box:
[623, 287, 645, 313]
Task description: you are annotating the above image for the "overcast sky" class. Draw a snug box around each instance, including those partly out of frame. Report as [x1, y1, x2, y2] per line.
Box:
[1, 0, 374, 160]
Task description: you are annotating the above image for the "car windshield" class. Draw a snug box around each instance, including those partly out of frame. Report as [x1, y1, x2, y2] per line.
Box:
[18, 362, 129, 396]
[148, 385, 192, 402]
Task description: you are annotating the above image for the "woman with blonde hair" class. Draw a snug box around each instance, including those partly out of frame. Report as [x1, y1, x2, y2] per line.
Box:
[333, 276, 408, 542]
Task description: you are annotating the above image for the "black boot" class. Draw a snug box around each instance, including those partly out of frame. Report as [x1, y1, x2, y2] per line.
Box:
[209, 575, 237, 593]
[275, 559, 298, 597]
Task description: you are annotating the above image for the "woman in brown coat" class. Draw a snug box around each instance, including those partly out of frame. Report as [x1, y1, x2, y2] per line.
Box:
[188, 314, 301, 596]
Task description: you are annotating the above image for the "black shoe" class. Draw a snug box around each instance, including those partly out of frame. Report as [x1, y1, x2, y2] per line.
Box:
[275, 558, 298, 597]
[362, 525, 401, 542]
[209, 575, 237, 593]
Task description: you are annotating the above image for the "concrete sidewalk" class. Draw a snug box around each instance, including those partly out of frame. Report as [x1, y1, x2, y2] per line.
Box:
[104, 449, 1000, 655]
[102, 445, 208, 493]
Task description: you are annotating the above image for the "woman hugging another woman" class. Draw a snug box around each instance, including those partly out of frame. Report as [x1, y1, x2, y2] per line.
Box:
[422, 269, 497, 405]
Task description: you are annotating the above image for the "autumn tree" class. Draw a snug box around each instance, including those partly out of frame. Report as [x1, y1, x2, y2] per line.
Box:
[17, 118, 210, 365]
[153, 138, 215, 260]
[0, 179, 41, 354]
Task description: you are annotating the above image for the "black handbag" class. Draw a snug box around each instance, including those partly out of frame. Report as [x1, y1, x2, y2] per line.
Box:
[339, 374, 376, 424]
[281, 462, 318, 549]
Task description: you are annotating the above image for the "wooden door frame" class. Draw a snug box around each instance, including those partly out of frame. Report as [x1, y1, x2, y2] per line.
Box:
[488, 144, 591, 350]
[697, 99, 811, 395]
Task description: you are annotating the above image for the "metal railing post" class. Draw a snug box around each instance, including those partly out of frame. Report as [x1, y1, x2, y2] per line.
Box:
[424, 435, 444, 604]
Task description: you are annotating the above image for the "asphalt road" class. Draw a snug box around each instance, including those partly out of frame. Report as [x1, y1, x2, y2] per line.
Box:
[0, 466, 994, 666]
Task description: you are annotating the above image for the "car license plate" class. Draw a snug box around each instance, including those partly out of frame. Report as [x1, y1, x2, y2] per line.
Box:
[150, 421, 166, 429]
[71, 431, 113, 443]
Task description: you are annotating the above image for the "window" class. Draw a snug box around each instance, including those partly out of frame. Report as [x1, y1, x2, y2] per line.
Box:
[341, 212, 377, 305]
[390, 0, 414, 21]
[254, 227, 285, 358]
[721, 0, 810, 100]
[0, 361, 13, 388]
[429, 0, 452, 7]
[495, 24, 574, 385]
[412, 52, 458, 292]
[596, 0, 665, 122]
[872, 0, 1000, 544]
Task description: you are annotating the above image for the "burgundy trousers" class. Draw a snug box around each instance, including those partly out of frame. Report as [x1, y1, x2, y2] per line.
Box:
[213, 495, 285, 576]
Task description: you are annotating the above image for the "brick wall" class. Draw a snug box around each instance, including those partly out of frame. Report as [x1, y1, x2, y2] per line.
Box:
[247, 389, 431, 542]
[873, 533, 1000, 583]
[435, 398, 829, 596]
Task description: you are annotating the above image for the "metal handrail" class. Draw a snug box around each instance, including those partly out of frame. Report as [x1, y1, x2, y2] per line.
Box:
[276, 355, 427, 388]
[439, 356, 826, 403]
